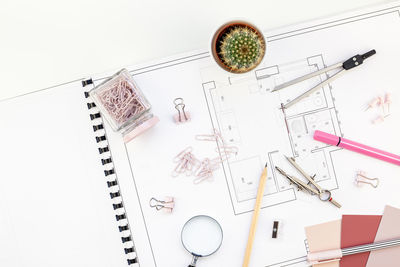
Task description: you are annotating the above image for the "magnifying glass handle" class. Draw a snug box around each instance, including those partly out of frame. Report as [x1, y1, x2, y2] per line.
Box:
[188, 255, 199, 267]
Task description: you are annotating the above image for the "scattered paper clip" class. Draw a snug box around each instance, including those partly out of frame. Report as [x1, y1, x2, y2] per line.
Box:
[195, 129, 227, 143]
[172, 147, 200, 177]
[355, 171, 379, 188]
[217, 145, 239, 159]
[193, 158, 220, 184]
[149, 197, 175, 213]
[173, 98, 191, 123]
[172, 129, 239, 184]
[196, 129, 238, 160]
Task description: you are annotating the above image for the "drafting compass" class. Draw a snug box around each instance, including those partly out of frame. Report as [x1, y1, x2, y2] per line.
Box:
[275, 156, 341, 208]
[272, 49, 376, 109]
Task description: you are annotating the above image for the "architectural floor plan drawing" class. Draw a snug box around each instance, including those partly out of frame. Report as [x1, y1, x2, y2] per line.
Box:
[201, 55, 342, 215]
[106, 5, 400, 267]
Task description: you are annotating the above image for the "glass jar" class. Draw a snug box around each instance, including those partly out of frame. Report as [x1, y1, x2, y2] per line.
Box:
[89, 69, 159, 142]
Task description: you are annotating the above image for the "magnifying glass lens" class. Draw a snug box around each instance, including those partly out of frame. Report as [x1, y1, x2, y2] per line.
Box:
[319, 190, 331, 201]
[181, 215, 223, 257]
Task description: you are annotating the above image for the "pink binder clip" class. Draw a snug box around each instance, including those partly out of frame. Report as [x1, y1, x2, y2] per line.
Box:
[355, 171, 379, 188]
[149, 197, 175, 213]
[173, 98, 191, 123]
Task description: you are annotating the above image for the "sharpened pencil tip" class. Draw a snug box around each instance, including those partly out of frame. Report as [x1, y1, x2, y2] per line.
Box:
[265, 162, 268, 168]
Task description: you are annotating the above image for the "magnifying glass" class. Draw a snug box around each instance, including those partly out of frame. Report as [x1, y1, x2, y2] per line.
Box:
[181, 215, 223, 267]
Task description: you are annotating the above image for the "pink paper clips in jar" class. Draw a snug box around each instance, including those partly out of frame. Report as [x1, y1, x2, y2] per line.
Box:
[89, 69, 159, 142]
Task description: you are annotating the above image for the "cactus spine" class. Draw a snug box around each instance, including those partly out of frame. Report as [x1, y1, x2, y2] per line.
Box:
[219, 26, 265, 73]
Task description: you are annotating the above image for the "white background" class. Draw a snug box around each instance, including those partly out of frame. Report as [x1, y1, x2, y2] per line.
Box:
[0, 0, 393, 100]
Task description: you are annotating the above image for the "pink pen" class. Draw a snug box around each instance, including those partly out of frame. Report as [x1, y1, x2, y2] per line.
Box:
[313, 130, 400, 166]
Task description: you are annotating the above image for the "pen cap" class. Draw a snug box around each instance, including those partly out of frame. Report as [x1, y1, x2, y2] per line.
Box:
[313, 130, 340, 146]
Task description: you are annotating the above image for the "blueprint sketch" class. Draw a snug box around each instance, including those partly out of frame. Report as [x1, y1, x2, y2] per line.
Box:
[108, 3, 400, 267]
[201, 55, 342, 214]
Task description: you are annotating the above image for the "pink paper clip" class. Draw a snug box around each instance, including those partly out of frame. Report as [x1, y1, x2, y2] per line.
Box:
[174, 147, 193, 162]
[195, 157, 222, 183]
[172, 147, 200, 177]
[197, 129, 238, 160]
[196, 129, 224, 142]
[193, 158, 216, 184]
[216, 145, 239, 158]
[195, 134, 218, 142]
[149, 197, 175, 213]
[172, 130, 240, 184]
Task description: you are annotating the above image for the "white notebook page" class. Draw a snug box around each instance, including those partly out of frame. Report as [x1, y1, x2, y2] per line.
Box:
[0, 83, 128, 267]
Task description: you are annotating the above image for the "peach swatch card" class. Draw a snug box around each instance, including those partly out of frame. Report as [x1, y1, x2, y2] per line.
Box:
[305, 220, 341, 267]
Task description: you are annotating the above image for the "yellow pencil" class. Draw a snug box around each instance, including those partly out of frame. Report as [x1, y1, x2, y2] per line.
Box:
[242, 162, 268, 267]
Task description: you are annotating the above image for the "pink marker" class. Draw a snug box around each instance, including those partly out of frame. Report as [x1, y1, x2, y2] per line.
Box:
[313, 130, 400, 166]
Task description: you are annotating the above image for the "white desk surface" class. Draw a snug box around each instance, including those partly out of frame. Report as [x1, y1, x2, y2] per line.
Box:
[0, 0, 393, 100]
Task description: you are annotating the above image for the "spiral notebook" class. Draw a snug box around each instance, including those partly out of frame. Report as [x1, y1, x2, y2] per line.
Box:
[1, 2, 400, 267]
[0, 82, 143, 267]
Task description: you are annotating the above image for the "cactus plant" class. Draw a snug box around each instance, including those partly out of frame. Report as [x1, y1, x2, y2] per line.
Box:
[217, 25, 265, 73]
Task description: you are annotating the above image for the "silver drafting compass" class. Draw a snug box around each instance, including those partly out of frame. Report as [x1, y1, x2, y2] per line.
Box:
[275, 156, 341, 208]
[272, 50, 376, 109]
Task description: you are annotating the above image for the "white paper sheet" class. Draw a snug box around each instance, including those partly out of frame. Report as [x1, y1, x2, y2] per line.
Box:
[93, 2, 400, 266]
[0, 85, 128, 267]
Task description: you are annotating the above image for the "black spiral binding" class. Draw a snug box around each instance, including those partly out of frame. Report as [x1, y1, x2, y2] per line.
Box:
[83, 78, 138, 265]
